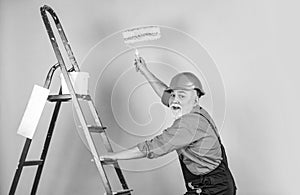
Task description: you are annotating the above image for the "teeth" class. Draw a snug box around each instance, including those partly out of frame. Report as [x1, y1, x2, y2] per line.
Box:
[171, 105, 181, 110]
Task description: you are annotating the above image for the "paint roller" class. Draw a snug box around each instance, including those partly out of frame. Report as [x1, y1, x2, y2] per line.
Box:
[122, 26, 161, 70]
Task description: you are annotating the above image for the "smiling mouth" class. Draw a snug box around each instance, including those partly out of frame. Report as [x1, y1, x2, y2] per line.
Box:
[170, 104, 182, 111]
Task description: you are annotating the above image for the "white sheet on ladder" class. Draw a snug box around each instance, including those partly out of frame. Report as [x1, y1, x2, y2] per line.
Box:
[17, 85, 50, 139]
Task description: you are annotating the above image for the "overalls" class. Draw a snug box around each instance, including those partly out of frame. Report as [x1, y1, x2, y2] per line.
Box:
[179, 112, 237, 195]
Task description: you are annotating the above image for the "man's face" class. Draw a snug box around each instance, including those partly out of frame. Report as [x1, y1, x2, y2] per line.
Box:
[168, 89, 198, 119]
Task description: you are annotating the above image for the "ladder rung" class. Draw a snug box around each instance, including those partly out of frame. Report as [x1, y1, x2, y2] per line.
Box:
[23, 160, 44, 167]
[113, 189, 133, 195]
[47, 94, 91, 102]
[87, 125, 107, 133]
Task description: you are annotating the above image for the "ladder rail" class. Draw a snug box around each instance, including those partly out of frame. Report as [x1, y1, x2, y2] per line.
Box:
[87, 100, 113, 152]
[10, 5, 132, 195]
[40, 5, 114, 194]
[87, 100, 130, 190]
[44, 63, 60, 89]
[9, 63, 61, 195]
[9, 139, 32, 195]
[31, 89, 63, 195]
[40, 5, 80, 72]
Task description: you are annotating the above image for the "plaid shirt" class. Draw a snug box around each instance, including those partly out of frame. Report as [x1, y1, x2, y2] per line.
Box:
[137, 105, 222, 175]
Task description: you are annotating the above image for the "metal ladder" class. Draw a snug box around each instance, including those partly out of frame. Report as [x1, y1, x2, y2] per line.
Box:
[9, 5, 132, 195]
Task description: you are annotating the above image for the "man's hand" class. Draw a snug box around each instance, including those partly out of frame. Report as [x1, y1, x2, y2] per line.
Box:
[100, 153, 117, 161]
[134, 57, 148, 73]
[133, 55, 168, 99]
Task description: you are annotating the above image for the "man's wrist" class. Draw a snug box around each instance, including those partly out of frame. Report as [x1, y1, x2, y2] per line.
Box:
[139, 66, 151, 77]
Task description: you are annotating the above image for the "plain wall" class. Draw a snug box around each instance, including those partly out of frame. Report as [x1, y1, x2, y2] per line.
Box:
[1, 0, 300, 194]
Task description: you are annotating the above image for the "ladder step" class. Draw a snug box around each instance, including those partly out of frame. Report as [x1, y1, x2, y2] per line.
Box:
[101, 159, 118, 166]
[113, 189, 133, 195]
[23, 160, 44, 167]
[48, 94, 91, 102]
[87, 125, 107, 133]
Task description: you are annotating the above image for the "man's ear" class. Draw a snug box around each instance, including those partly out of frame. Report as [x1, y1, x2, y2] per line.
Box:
[194, 96, 199, 105]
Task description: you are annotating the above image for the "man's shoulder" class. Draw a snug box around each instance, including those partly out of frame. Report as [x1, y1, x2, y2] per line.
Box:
[191, 106, 214, 120]
[175, 111, 209, 129]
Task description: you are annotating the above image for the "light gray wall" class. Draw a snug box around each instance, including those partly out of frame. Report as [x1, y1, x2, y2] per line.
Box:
[1, 0, 299, 194]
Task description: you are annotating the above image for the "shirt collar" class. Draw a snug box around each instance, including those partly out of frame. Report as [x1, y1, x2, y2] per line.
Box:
[191, 105, 202, 114]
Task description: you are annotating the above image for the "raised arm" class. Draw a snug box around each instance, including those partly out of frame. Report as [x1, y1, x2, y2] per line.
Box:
[100, 57, 170, 162]
[135, 57, 168, 99]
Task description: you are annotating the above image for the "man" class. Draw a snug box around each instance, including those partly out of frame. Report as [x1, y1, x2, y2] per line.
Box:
[100, 57, 236, 195]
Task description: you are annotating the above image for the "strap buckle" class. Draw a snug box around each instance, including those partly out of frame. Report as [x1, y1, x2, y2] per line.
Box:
[188, 182, 202, 194]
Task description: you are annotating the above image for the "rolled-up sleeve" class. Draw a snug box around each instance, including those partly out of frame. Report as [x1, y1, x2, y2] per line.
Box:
[161, 90, 171, 107]
[137, 113, 205, 159]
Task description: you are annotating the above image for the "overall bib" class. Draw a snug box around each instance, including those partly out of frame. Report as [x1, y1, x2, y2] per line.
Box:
[180, 112, 237, 195]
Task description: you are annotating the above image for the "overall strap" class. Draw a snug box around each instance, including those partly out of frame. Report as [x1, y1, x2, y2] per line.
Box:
[179, 108, 223, 167]
[197, 109, 230, 167]
[180, 108, 237, 194]
[196, 108, 221, 144]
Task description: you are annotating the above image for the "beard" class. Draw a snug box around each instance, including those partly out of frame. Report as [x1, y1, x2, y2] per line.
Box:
[171, 109, 182, 120]
[170, 103, 183, 120]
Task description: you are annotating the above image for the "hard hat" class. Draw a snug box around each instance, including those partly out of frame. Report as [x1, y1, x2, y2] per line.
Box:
[166, 72, 205, 96]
